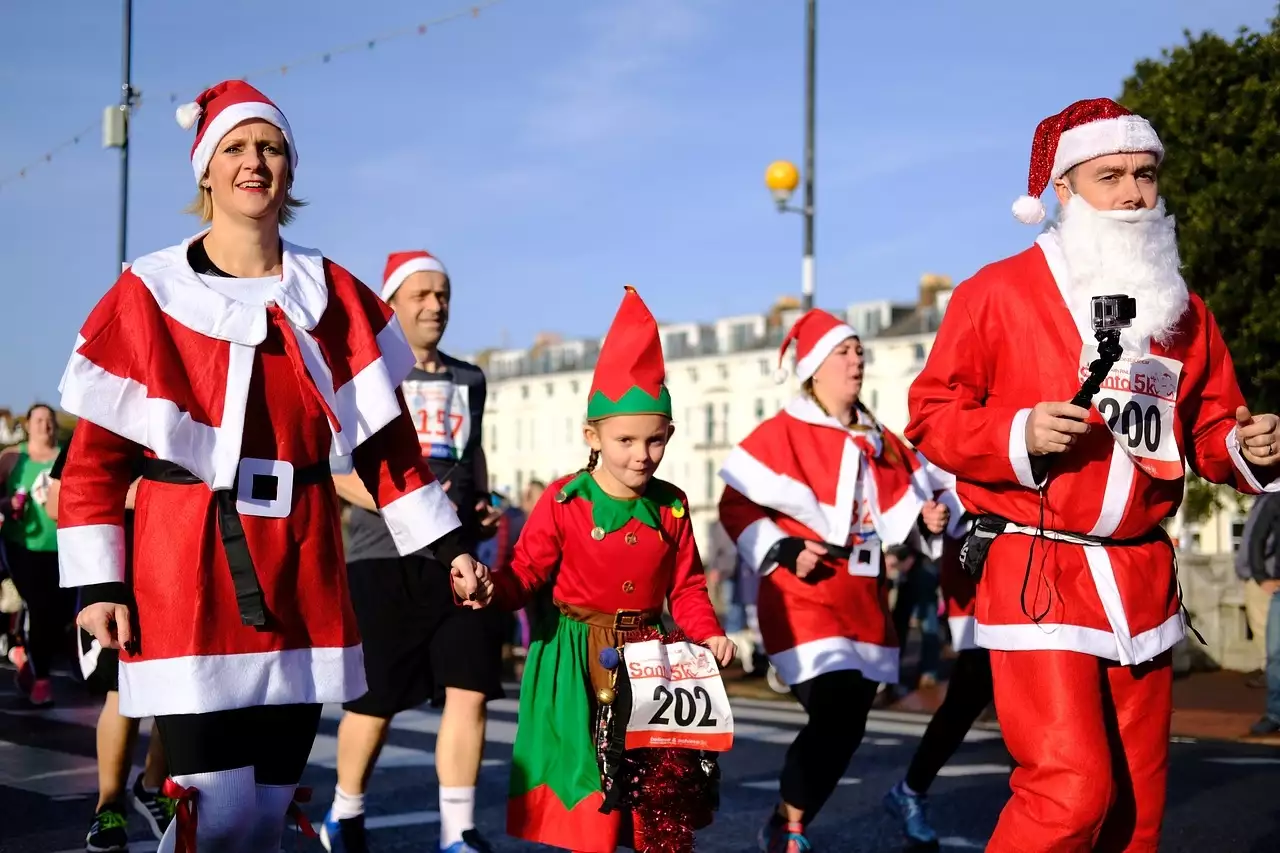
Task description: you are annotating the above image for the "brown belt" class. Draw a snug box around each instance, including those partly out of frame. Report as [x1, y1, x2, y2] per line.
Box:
[556, 600, 662, 632]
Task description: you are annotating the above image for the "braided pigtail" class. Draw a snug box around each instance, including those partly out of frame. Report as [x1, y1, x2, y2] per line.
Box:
[585, 449, 600, 473]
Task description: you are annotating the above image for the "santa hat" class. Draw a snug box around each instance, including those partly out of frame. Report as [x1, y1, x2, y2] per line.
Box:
[1012, 98, 1163, 225]
[175, 80, 297, 183]
[777, 309, 858, 383]
[381, 251, 448, 302]
[586, 286, 672, 421]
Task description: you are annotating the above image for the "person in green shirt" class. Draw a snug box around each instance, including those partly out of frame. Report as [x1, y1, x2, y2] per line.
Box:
[0, 403, 68, 706]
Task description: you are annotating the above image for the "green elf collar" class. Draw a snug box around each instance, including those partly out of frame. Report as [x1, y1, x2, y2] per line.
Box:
[556, 470, 686, 537]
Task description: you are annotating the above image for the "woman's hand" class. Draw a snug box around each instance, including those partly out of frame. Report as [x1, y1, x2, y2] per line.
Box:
[794, 541, 829, 579]
[921, 500, 950, 535]
[703, 635, 737, 668]
[451, 555, 492, 609]
[78, 602, 132, 651]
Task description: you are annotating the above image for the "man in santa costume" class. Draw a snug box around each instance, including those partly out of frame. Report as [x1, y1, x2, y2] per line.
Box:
[56, 80, 484, 852]
[906, 97, 1280, 851]
[718, 308, 958, 853]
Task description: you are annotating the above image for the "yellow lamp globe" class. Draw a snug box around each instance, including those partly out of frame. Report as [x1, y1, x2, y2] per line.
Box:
[765, 160, 800, 203]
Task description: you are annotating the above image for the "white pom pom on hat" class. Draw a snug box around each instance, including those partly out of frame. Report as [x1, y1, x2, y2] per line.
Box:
[773, 367, 790, 384]
[175, 101, 203, 130]
[1012, 195, 1046, 225]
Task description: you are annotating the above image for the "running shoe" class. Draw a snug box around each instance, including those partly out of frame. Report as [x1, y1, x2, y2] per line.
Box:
[319, 808, 368, 853]
[758, 812, 812, 853]
[26, 677, 53, 707]
[85, 803, 129, 853]
[883, 780, 940, 850]
[131, 772, 176, 840]
[441, 828, 496, 852]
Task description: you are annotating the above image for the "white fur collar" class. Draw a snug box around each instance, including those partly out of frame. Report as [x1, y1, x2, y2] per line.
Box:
[128, 231, 329, 346]
[784, 395, 880, 436]
[1035, 233, 1151, 355]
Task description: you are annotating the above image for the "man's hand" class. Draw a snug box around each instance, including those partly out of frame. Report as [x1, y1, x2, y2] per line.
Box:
[451, 554, 492, 608]
[794, 541, 829, 580]
[78, 602, 132, 651]
[475, 496, 503, 529]
[703, 635, 737, 668]
[1260, 579, 1280, 596]
[920, 500, 950, 535]
[1236, 406, 1280, 467]
[1025, 401, 1091, 456]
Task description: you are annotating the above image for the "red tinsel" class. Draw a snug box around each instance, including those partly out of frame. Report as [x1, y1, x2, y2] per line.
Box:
[617, 625, 719, 853]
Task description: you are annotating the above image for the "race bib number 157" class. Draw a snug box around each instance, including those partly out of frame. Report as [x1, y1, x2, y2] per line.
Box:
[623, 639, 734, 752]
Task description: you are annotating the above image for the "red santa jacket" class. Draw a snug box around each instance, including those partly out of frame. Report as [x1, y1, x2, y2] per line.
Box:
[55, 234, 461, 717]
[717, 396, 949, 686]
[906, 233, 1278, 666]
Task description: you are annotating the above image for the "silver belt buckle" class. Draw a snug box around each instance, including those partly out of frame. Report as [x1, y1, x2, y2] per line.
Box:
[848, 543, 882, 578]
[236, 458, 295, 519]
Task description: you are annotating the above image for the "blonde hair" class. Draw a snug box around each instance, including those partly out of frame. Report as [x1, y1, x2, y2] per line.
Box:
[185, 157, 307, 227]
[803, 377, 876, 425]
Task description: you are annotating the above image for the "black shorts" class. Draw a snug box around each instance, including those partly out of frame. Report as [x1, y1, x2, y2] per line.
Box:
[343, 556, 506, 718]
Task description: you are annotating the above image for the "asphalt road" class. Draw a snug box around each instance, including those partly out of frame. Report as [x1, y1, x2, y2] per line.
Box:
[3, 670, 1279, 852]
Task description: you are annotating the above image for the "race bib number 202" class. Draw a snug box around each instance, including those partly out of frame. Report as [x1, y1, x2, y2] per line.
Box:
[1081, 346, 1184, 481]
[623, 639, 734, 752]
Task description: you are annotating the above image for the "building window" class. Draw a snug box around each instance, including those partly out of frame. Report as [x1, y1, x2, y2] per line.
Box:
[759, 358, 770, 377]
[913, 343, 926, 362]
[871, 389, 878, 410]
[717, 363, 729, 380]
[704, 403, 715, 443]
[688, 367, 699, 383]
[863, 347, 874, 365]
[730, 322, 753, 351]
[516, 420, 522, 450]
[516, 470, 524, 502]
[570, 380, 580, 394]
[566, 418, 574, 445]
[490, 424, 497, 452]
[546, 382, 554, 397]
[667, 331, 690, 357]
[705, 459, 715, 503]
[1231, 520, 1246, 552]
[521, 384, 530, 400]
[721, 403, 730, 444]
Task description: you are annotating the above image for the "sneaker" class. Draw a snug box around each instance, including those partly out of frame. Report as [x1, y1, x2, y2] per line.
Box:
[883, 781, 940, 850]
[1248, 716, 1280, 736]
[26, 677, 53, 707]
[85, 803, 129, 853]
[442, 828, 496, 853]
[131, 773, 176, 840]
[757, 812, 812, 853]
[319, 808, 367, 853]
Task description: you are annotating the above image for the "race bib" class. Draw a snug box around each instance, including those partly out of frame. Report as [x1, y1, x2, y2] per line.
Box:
[1081, 346, 1184, 480]
[403, 379, 471, 461]
[623, 639, 734, 752]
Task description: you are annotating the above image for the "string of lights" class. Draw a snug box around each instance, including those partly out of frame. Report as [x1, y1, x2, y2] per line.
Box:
[0, 0, 504, 193]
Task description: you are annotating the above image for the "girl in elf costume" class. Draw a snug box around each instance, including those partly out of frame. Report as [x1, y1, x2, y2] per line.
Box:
[458, 286, 735, 853]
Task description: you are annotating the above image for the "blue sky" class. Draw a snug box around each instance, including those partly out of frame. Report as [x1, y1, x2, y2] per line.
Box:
[0, 0, 1273, 406]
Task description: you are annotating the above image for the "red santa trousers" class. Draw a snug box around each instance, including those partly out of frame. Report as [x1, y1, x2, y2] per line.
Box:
[986, 649, 1172, 853]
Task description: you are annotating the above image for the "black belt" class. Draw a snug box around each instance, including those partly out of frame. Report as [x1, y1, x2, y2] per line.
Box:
[140, 457, 332, 628]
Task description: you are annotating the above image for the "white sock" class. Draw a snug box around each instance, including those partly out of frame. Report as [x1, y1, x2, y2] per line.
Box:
[438, 786, 476, 847]
[245, 782, 298, 851]
[155, 767, 256, 853]
[331, 785, 365, 820]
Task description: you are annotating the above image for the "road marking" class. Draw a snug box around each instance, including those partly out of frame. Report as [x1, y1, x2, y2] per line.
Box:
[1204, 756, 1280, 765]
[936, 763, 1012, 777]
[306, 733, 507, 770]
[291, 810, 441, 831]
[0, 742, 145, 797]
[740, 777, 860, 791]
[940, 837, 987, 849]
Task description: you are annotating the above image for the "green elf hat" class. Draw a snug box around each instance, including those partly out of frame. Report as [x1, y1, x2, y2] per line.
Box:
[586, 285, 673, 420]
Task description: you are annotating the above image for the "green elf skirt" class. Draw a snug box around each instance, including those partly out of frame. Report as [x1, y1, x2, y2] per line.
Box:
[507, 601, 661, 853]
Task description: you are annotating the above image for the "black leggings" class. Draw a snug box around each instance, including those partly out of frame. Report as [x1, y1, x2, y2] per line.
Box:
[779, 669, 880, 822]
[155, 703, 322, 784]
[4, 545, 74, 679]
[904, 648, 994, 793]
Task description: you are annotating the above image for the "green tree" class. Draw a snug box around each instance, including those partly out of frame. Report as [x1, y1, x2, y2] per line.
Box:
[1120, 8, 1280, 414]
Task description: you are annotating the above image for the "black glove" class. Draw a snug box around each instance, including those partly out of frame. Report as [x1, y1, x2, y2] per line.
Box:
[766, 537, 812, 572]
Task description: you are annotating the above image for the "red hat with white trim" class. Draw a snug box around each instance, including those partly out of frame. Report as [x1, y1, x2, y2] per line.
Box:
[381, 251, 448, 302]
[1012, 97, 1164, 225]
[175, 80, 297, 183]
[776, 309, 858, 383]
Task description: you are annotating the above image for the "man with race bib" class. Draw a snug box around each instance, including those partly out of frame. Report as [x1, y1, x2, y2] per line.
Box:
[906, 98, 1280, 852]
[323, 250, 505, 853]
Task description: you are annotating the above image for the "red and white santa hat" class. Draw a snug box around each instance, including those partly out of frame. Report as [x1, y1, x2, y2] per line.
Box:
[381, 251, 448, 302]
[776, 308, 858, 383]
[175, 80, 297, 183]
[1012, 97, 1164, 225]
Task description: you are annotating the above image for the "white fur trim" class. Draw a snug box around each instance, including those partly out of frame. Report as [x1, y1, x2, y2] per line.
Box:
[175, 101, 202, 130]
[1051, 115, 1163, 181]
[191, 102, 297, 182]
[795, 323, 858, 381]
[1088, 441, 1135, 537]
[975, 610, 1184, 664]
[327, 320, 417, 467]
[117, 645, 366, 717]
[735, 517, 788, 576]
[1008, 408, 1044, 490]
[719, 444, 847, 541]
[862, 456, 932, 547]
[380, 256, 448, 302]
[769, 636, 899, 687]
[1012, 195, 1046, 225]
[948, 615, 978, 652]
[379, 481, 462, 556]
[57, 524, 126, 587]
[1227, 428, 1280, 493]
[1081, 546, 1138, 664]
[773, 367, 791, 384]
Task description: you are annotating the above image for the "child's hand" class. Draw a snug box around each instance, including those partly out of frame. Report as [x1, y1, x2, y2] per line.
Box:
[703, 635, 736, 668]
[451, 555, 493, 609]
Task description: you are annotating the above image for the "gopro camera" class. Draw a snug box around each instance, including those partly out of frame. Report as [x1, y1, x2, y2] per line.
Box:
[1091, 294, 1137, 332]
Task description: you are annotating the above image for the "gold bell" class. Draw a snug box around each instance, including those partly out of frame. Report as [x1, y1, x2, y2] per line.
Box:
[596, 686, 616, 705]
[591, 526, 606, 541]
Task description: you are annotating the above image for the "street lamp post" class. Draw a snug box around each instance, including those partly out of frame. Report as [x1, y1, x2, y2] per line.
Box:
[764, 0, 816, 312]
[102, 0, 136, 273]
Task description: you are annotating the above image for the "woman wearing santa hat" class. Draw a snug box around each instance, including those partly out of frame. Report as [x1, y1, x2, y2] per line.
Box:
[718, 309, 958, 853]
[54, 79, 485, 852]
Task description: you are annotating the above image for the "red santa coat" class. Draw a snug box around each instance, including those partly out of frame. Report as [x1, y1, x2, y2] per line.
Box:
[906, 233, 1278, 666]
[911, 464, 978, 653]
[718, 396, 951, 686]
[56, 235, 460, 718]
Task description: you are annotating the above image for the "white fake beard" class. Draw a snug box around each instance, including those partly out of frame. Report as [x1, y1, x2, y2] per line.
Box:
[1054, 193, 1190, 350]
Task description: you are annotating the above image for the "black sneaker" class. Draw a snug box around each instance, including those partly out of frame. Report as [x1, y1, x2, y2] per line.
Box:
[1249, 715, 1280, 736]
[130, 773, 175, 840]
[450, 828, 496, 853]
[320, 809, 368, 853]
[85, 803, 129, 853]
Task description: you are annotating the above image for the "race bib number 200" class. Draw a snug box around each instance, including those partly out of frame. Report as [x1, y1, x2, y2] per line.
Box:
[623, 640, 734, 752]
[1080, 346, 1184, 481]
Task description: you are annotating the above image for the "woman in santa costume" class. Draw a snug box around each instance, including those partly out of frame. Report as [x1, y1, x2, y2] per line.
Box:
[717, 309, 954, 853]
[55, 80, 484, 852]
[907, 98, 1280, 851]
[462, 286, 734, 853]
